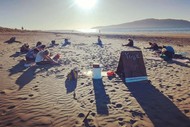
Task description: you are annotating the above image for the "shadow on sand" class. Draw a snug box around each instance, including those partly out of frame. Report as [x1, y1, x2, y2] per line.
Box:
[167, 59, 190, 68]
[15, 65, 53, 90]
[124, 81, 190, 127]
[4, 37, 22, 44]
[131, 46, 141, 49]
[10, 52, 21, 58]
[65, 78, 77, 94]
[93, 79, 110, 115]
[9, 59, 27, 76]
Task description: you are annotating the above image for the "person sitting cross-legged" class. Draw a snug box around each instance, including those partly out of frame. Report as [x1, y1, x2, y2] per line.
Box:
[122, 38, 134, 47]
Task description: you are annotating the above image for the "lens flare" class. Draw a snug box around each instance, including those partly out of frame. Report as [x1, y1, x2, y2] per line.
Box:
[75, 0, 97, 9]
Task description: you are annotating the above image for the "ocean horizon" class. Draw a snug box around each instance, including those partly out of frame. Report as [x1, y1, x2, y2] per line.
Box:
[47, 27, 190, 34]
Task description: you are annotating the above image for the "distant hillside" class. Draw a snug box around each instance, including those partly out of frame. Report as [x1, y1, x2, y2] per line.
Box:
[0, 26, 41, 33]
[93, 18, 190, 29]
[0, 26, 22, 32]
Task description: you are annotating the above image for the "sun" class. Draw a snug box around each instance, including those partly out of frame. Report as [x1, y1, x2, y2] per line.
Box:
[75, 0, 97, 9]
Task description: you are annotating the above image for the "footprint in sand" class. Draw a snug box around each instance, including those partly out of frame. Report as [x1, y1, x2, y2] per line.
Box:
[91, 112, 96, 117]
[115, 87, 119, 89]
[6, 123, 13, 126]
[118, 117, 124, 121]
[1, 89, 17, 95]
[28, 94, 34, 97]
[184, 109, 189, 114]
[125, 97, 129, 100]
[172, 87, 176, 90]
[176, 84, 182, 86]
[130, 110, 145, 118]
[31, 85, 39, 92]
[55, 74, 64, 79]
[7, 105, 16, 109]
[166, 86, 170, 88]
[177, 99, 183, 102]
[118, 121, 125, 126]
[110, 89, 116, 92]
[0, 91, 5, 95]
[116, 103, 123, 108]
[17, 95, 28, 100]
[168, 95, 173, 99]
[90, 100, 94, 103]
[33, 88, 39, 91]
[78, 113, 85, 118]
[112, 102, 116, 105]
[130, 119, 137, 124]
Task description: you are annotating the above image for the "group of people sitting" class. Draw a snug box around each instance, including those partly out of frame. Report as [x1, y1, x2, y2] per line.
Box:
[145, 42, 175, 61]
[20, 41, 60, 66]
[20, 36, 177, 67]
[121, 38, 176, 61]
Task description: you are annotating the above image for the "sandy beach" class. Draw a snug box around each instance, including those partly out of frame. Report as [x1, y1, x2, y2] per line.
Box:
[0, 31, 190, 127]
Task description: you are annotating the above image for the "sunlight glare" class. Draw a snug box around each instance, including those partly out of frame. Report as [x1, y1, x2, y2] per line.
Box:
[77, 29, 98, 33]
[75, 0, 97, 9]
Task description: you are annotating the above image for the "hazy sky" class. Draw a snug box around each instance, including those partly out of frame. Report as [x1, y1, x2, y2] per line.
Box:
[0, 0, 190, 30]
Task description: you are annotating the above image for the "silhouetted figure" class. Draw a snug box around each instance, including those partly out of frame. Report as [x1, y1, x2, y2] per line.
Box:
[10, 37, 16, 42]
[4, 37, 21, 44]
[145, 42, 162, 51]
[94, 36, 103, 48]
[62, 39, 71, 46]
[97, 36, 102, 45]
[20, 43, 30, 53]
[122, 38, 134, 47]
[36, 41, 42, 47]
[49, 40, 59, 47]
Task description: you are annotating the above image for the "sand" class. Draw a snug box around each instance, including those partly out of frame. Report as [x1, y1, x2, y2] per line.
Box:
[0, 31, 190, 127]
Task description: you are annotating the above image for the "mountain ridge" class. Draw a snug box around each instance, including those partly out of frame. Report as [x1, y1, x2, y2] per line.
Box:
[93, 18, 190, 29]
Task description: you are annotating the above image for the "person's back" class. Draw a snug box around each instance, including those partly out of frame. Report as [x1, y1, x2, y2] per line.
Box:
[127, 39, 133, 46]
[165, 46, 175, 54]
[97, 37, 102, 45]
[35, 50, 59, 65]
[35, 50, 44, 63]
[26, 48, 39, 62]
[122, 38, 134, 47]
[161, 46, 175, 60]
[36, 41, 42, 47]
[37, 44, 46, 51]
[20, 43, 30, 53]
